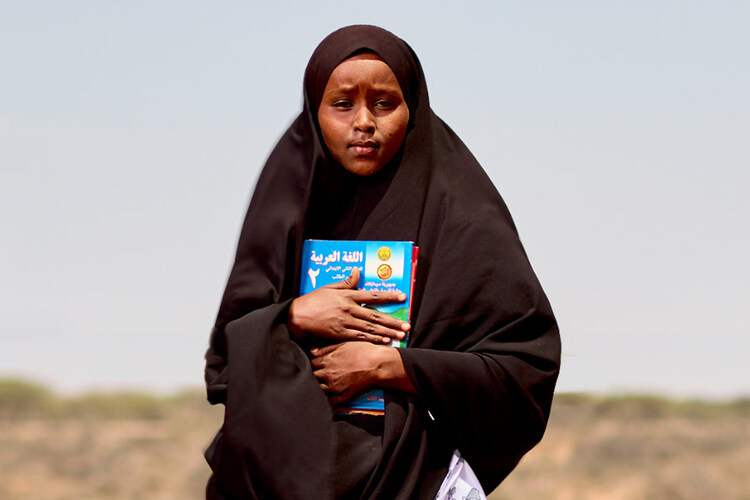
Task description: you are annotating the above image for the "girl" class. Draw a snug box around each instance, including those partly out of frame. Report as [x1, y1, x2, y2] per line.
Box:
[205, 25, 560, 499]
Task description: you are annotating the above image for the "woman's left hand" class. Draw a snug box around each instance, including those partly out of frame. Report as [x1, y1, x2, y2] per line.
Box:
[310, 342, 415, 407]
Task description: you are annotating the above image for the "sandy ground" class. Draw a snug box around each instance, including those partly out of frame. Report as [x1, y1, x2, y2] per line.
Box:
[490, 395, 750, 499]
[2, 387, 748, 499]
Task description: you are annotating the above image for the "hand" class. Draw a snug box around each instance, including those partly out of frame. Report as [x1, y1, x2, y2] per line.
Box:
[288, 267, 410, 344]
[310, 342, 415, 407]
[310, 342, 386, 407]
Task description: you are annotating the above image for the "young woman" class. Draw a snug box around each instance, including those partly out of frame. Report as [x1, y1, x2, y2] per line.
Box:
[204, 25, 560, 499]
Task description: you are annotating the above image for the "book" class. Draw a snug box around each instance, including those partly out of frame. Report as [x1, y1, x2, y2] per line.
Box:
[299, 240, 418, 414]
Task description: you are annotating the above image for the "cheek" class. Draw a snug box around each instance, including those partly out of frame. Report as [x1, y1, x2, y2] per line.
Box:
[382, 112, 409, 152]
[319, 117, 347, 151]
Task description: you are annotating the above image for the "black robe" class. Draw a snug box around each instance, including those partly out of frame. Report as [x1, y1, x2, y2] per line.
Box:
[204, 25, 560, 499]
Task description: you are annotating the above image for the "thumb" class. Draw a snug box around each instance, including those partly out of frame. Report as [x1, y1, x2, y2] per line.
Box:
[327, 266, 360, 290]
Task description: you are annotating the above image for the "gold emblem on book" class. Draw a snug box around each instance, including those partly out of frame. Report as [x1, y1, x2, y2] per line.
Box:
[377, 246, 392, 261]
[377, 264, 392, 280]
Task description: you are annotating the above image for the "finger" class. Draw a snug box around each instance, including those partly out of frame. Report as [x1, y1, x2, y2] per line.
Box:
[310, 343, 342, 358]
[318, 381, 343, 395]
[336, 328, 391, 344]
[350, 289, 406, 305]
[313, 368, 329, 384]
[346, 318, 406, 341]
[350, 307, 410, 333]
[329, 393, 351, 407]
[325, 266, 360, 290]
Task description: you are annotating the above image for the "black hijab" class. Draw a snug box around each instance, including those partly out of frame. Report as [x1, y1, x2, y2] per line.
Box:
[205, 25, 560, 499]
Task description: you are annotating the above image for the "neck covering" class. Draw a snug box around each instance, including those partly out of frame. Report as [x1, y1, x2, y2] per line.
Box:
[205, 25, 560, 499]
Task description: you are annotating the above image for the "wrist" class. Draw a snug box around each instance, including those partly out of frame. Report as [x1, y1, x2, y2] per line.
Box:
[287, 298, 306, 339]
[374, 346, 412, 392]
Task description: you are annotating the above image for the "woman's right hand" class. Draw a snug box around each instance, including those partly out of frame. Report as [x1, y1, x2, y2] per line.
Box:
[288, 267, 410, 344]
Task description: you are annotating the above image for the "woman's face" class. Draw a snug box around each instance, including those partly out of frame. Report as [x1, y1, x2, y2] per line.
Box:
[317, 53, 410, 176]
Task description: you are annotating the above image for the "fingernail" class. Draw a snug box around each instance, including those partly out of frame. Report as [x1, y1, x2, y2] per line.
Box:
[397, 293, 406, 301]
[401, 323, 410, 331]
[311, 348, 319, 354]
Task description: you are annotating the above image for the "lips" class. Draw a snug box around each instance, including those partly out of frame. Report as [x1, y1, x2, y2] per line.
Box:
[349, 141, 379, 156]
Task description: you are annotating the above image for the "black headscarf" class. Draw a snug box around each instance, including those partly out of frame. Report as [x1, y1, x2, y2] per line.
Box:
[205, 25, 560, 499]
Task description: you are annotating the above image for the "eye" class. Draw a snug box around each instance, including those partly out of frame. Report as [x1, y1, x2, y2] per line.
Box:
[374, 99, 395, 109]
[332, 100, 353, 109]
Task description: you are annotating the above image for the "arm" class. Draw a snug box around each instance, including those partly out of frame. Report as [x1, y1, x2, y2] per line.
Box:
[397, 309, 560, 491]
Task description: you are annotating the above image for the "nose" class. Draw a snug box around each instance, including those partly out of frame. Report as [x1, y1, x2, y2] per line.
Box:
[353, 105, 375, 133]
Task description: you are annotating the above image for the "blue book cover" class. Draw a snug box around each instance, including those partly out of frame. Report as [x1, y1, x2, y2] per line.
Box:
[300, 240, 418, 414]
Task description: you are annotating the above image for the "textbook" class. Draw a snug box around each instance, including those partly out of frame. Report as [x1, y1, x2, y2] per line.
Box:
[300, 240, 418, 414]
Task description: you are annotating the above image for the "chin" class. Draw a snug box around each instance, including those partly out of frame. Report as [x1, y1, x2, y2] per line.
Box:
[341, 161, 385, 176]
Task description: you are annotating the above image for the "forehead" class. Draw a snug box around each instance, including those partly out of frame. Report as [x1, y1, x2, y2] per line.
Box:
[324, 54, 403, 93]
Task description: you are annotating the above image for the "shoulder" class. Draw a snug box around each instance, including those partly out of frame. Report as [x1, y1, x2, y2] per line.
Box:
[427, 114, 518, 238]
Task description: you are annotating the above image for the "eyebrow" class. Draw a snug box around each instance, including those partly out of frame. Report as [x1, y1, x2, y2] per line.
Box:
[324, 84, 403, 96]
[325, 85, 356, 95]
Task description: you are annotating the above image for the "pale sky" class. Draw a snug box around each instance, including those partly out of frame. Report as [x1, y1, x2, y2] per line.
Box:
[2, 1, 748, 398]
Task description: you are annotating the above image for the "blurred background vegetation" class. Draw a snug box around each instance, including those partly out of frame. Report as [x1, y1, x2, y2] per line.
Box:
[2, 378, 748, 499]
